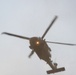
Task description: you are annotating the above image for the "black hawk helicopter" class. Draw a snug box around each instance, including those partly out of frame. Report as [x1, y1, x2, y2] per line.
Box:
[2, 16, 76, 74]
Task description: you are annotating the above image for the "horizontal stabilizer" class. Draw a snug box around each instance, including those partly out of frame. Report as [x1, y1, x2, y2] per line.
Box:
[47, 67, 65, 74]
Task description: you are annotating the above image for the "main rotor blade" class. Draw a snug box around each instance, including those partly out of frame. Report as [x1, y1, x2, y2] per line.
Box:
[28, 50, 34, 58]
[2, 32, 30, 40]
[42, 16, 58, 39]
[46, 41, 76, 46]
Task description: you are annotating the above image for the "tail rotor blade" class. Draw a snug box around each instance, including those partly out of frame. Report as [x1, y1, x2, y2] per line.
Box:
[46, 41, 76, 46]
[2, 32, 30, 40]
[42, 16, 58, 39]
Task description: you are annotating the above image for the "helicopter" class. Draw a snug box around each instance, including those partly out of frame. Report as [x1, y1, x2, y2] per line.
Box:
[2, 16, 76, 74]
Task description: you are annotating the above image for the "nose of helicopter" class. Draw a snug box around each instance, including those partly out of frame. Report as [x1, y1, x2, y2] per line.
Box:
[30, 37, 40, 45]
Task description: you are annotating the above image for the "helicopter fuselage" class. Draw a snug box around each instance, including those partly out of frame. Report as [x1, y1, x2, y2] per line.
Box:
[29, 37, 51, 62]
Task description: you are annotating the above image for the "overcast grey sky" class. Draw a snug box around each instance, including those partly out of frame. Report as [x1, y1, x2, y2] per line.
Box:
[0, 0, 76, 75]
